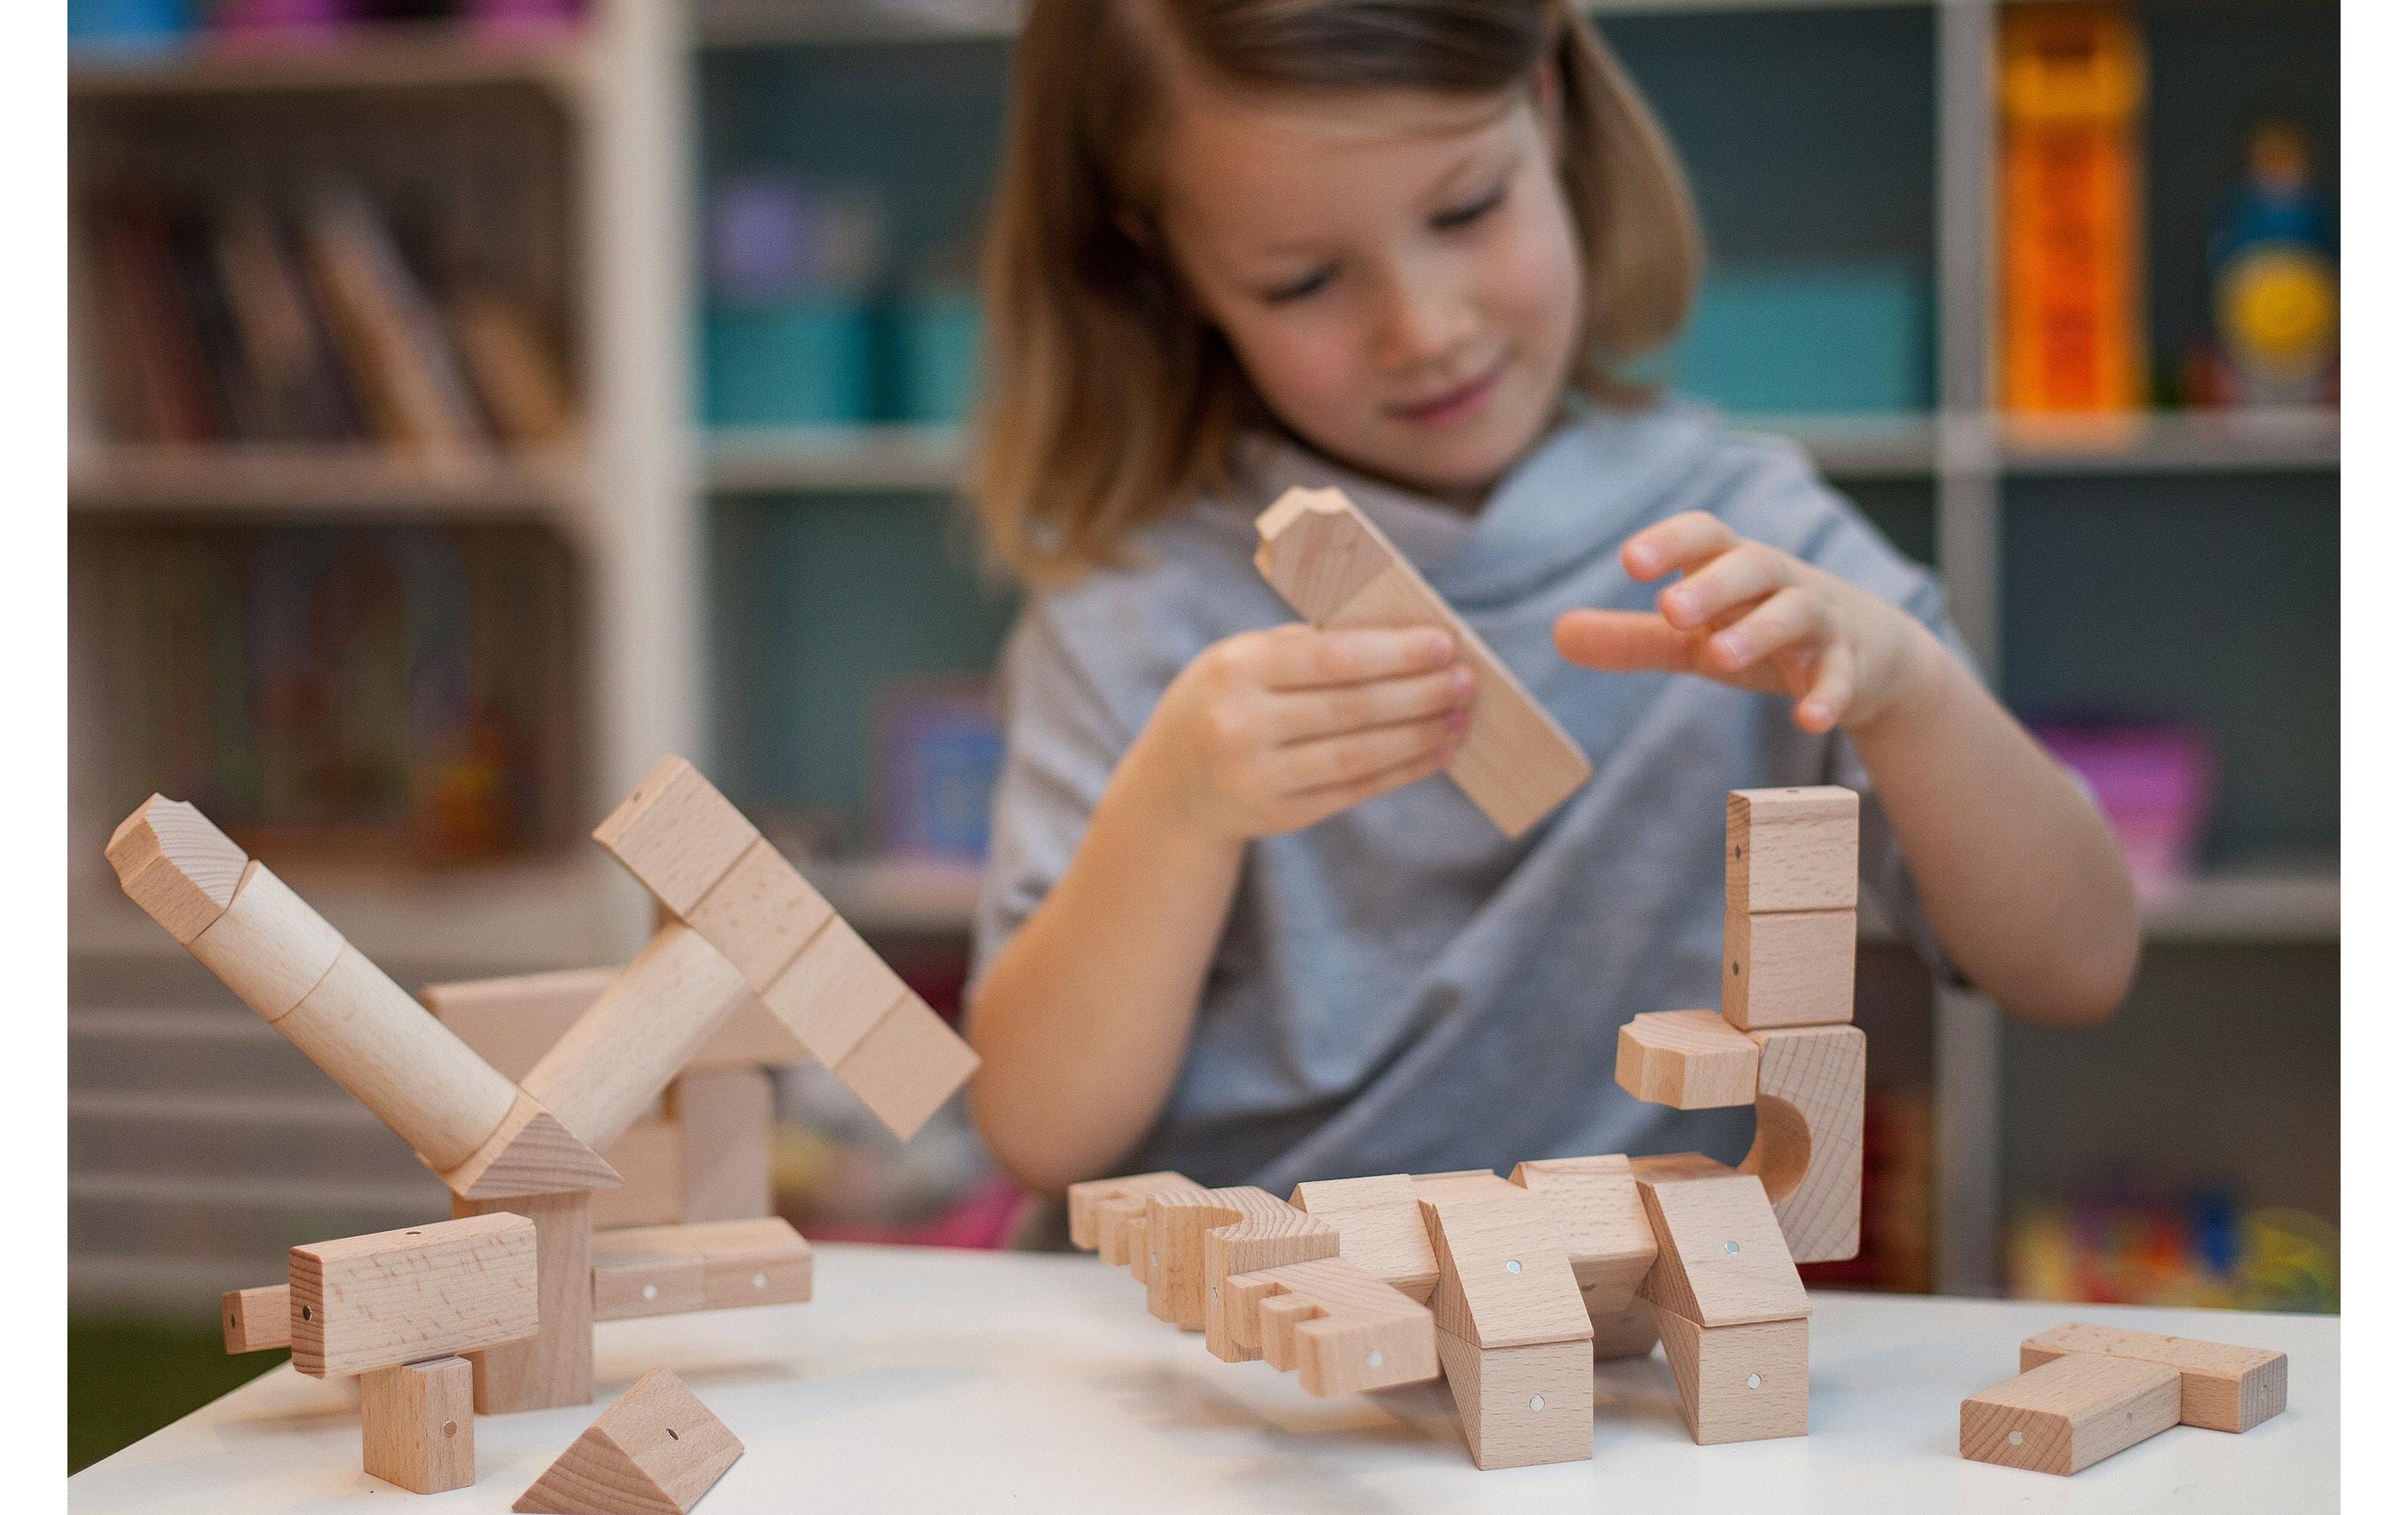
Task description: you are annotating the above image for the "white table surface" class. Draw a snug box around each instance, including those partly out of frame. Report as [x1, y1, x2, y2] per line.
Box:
[70, 1242, 2337, 1513]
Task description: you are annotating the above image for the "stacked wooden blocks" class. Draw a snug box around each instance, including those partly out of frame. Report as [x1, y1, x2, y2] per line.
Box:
[1633, 1172, 1810, 1444]
[1961, 1323, 2287, 1475]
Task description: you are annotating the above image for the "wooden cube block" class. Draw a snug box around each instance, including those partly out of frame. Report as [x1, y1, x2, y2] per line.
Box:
[1635, 1172, 1808, 1329]
[1653, 1306, 1808, 1444]
[1615, 1010, 1761, 1110]
[592, 756, 762, 916]
[1433, 1330, 1596, 1470]
[1961, 1352, 2182, 1476]
[759, 917, 910, 1068]
[360, 1355, 476, 1494]
[2020, 1323, 2287, 1433]
[684, 837, 836, 991]
[515, 1367, 743, 1513]
[829, 995, 981, 1141]
[1727, 786, 1858, 912]
[288, 1213, 539, 1379]
[1723, 906, 1857, 1029]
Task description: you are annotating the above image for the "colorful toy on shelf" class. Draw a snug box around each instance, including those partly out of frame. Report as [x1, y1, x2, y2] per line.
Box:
[1066, 785, 1865, 1468]
[1998, 2, 2148, 414]
[107, 754, 976, 1494]
[2208, 120, 2339, 409]
[1961, 1322, 2286, 1475]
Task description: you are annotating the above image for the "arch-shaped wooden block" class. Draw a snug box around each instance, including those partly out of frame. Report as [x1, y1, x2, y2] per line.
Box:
[1738, 1024, 1865, 1264]
[1616, 1010, 1761, 1110]
[1214, 1255, 1438, 1392]
[1140, 1186, 1338, 1333]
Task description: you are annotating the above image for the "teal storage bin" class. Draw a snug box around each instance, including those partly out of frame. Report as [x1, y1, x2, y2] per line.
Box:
[702, 297, 875, 426]
[896, 289, 983, 425]
[1658, 263, 1932, 414]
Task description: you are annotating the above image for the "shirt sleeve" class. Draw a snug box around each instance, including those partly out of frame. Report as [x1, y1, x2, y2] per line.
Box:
[969, 603, 1137, 993]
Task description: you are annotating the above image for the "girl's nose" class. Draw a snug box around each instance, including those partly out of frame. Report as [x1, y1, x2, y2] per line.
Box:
[1374, 266, 1476, 372]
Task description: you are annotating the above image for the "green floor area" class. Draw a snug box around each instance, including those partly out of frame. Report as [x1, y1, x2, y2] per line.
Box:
[69, 1318, 286, 1475]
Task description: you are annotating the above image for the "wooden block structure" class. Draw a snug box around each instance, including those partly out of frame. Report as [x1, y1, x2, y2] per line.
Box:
[1634, 1170, 1812, 1444]
[1720, 788, 1859, 1031]
[515, 1368, 743, 1514]
[1254, 485, 1592, 837]
[1420, 1191, 1596, 1468]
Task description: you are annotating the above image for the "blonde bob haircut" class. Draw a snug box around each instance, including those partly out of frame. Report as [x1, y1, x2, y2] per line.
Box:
[971, 0, 1704, 586]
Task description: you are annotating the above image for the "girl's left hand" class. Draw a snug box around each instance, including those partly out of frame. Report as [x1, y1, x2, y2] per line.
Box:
[1552, 510, 1943, 735]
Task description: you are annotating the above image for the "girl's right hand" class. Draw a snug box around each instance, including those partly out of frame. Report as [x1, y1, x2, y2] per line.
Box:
[1129, 623, 1473, 841]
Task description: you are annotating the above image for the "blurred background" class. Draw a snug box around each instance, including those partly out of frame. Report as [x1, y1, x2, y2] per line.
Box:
[64, 0, 2338, 1472]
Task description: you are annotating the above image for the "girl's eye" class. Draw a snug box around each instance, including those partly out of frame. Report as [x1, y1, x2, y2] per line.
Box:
[1433, 181, 1508, 231]
[1263, 267, 1335, 304]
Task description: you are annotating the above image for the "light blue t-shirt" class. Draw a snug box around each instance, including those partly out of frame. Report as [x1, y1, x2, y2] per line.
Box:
[970, 397, 1967, 1194]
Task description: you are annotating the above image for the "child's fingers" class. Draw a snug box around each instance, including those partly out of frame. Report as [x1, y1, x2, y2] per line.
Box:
[1274, 710, 1460, 795]
[1621, 511, 1738, 581]
[1795, 642, 1855, 733]
[1552, 609, 1703, 673]
[1267, 664, 1473, 745]
[1704, 587, 1824, 674]
[1282, 739, 1456, 827]
[1257, 625, 1456, 691]
[1658, 543, 1792, 631]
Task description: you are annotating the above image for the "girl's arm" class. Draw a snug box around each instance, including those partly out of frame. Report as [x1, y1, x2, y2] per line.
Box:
[967, 624, 1470, 1192]
[1555, 511, 2139, 1029]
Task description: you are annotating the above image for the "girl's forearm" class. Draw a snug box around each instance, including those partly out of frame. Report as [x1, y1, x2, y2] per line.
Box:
[1848, 627, 2140, 1027]
[965, 738, 1245, 1192]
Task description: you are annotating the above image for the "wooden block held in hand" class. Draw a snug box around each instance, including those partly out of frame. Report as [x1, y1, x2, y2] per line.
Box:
[1255, 486, 1592, 838]
[1510, 1156, 1658, 1318]
[515, 1367, 743, 1513]
[592, 755, 762, 916]
[1653, 1306, 1809, 1444]
[1727, 786, 1858, 912]
[288, 1212, 538, 1379]
[2020, 1322, 2287, 1432]
[1739, 1023, 1866, 1264]
[1215, 1254, 1438, 1392]
[1961, 1352, 2182, 1475]
[1433, 1330, 1595, 1470]
[1636, 1172, 1809, 1329]
[222, 1285, 291, 1353]
[1616, 1010, 1761, 1110]
[1291, 1173, 1440, 1302]
[1418, 1193, 1592, 1350]
[360, 1355, 475, 1494]
[1723, 906, 1857, 1030]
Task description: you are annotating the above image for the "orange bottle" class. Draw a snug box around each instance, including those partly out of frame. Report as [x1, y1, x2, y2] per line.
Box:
[1999, 4, 2148, 414]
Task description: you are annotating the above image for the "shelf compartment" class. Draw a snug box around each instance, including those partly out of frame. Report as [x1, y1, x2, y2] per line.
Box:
[69, 443, 590, 524]
[68, 24, 593, 105]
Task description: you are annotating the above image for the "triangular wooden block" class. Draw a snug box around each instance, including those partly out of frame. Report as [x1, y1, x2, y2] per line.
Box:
[515, 1368, 742, 1513]
[443, 1091, 624, 1200]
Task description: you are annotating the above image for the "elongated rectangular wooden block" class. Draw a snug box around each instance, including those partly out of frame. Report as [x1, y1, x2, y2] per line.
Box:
[452, 1191, 593, 1413]
[674, 1066, 775, 1222]
[1433, 1330, 1595, 1470]
[1291, 1173, 1439, 1302]
[2020, 1323, 2287, 1432]
[1255, 487, 1591, 838]
[591, 1111, 686, 1230]
[422, 965, 809, 1082]
[1616, 1010, 1761, 1109]
[1723, 907, 1856, 1029]
[592, 1218, 814, 1320]
[360, 1355, 476, 1494]
[222, 1285, 291, 1354]
[1727, 786, 1858, 912]
[829, 995, 981, 1140]
[288, 1213, 539, 1379]
[1635, 1172, 1808, 1329]
[1653, 1306, 1809, 1444]
[1962, 1352, 2182, 1475]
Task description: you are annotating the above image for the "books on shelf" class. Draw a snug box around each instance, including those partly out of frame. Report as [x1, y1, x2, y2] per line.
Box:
[78, 181, 575, 459]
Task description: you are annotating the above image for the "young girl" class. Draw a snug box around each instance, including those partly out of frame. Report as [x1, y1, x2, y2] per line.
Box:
[961, 0, 2139, 1200]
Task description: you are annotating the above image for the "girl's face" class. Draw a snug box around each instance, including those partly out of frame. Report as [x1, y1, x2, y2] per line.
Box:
[1155, 77, 1583, 505]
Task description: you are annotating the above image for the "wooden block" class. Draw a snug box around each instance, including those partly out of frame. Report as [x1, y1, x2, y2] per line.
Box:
[592, 755, 762, 916]
[1406, 1169, 1521, 1204]
[1141, 1187, 1337, 1333]
[673, 1066, 775, 1222]
[1723, 906, 1856, 1030]
[1615, 1010, 1761, 1110]
[1255, 486, 1591, 838]
[1214, 1255, 1438, 1393]
[442, 1089, 626, 1200]
[360, 1355, 475, 1494]
[106, 794, 247, 944]
[1961, 1352, 2182, 1475]
[1653, 1306, 1808, 1444]
[1418, 1193, 1592, 1350]
[1739, 1023, 1866, 1264]
[592, 1112, 687, 1230]
[685, 837, 836, 991]
[1067, 1172, 1203, 1262]
[756, 916, 909, 1069]
[1432, 1330, 1595, 1470]
[515, 1367, 743, 1513]
[1510, 1156, 1658, 1316]
[288, 1213, 538, 1379]
[454, 1191, 593, 1413]
[222, 1284, 291, 1353]
[1628, 1151, 1735, 1185]
[520, 924, 755, 1155]
[828, 995, 981, 1140]
[186, 861, 344, 1024]
[591, 1218, 814, 1320]
[1635, 1172, 1808, 1329]
[2020, 1322, 2287, 1432]
[1590, 1294, 1659, 1361]
[1290, 1174, 1439, 1302]
[423, 965, 809, 1082]
[1727, 786, 1858, 912]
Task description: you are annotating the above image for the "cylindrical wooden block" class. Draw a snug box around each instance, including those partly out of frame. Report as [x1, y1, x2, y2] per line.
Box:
[520, 924, 752, 1153]
[278, 944, 522, 1172]
[360, 1355, 476, 1494]
[188, 862, 344, 1022]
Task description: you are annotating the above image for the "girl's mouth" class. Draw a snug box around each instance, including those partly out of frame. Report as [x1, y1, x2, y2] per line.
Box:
[1391, 359, 1508, 430]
